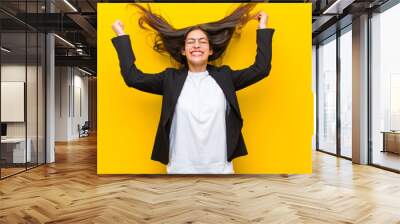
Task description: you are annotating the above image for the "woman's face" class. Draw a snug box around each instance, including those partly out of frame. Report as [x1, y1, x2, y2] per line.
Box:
[182, 29, 213, 66]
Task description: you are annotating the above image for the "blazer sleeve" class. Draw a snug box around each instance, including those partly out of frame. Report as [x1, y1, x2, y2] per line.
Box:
[111, 35, 167, 95]
[226, 28, 275, 91]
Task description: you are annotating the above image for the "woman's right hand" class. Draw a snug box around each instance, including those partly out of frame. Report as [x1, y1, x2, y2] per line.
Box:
[252, 11, 268, 29]
[112, 20, 126, 36]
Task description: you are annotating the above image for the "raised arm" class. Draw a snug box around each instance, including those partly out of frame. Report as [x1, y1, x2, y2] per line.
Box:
[228, 11, 275, 91]
[111, 20, 167, 95]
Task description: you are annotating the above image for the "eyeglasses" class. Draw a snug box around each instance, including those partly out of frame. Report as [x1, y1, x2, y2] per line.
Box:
[185, 38, 209, 47]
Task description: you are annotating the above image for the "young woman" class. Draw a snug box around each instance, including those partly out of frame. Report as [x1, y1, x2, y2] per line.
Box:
[111, 4, 274, 174]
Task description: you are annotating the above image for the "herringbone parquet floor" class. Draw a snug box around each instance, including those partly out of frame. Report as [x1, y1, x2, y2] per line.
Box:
[1, 134, 400, 224]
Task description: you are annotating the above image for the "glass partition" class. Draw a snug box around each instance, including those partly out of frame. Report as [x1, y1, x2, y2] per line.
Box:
[1, 30, 28, 177]
[0, 0, 46, 179]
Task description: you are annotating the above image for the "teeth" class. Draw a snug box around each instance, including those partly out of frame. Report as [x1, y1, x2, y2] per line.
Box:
[191, 52, 203, 56]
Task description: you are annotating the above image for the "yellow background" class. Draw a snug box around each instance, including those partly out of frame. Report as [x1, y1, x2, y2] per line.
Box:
[97, 3, 313, 174]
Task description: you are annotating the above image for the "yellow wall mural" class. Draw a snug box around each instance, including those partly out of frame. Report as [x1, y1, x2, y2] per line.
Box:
[97, 3, 313, 174]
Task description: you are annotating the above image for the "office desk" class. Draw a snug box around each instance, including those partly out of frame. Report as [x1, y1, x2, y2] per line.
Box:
[1, 138, 31, 163]
[381, 131, 400, 154]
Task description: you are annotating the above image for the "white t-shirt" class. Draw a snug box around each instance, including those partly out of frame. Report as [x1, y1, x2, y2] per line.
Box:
[167, 70, 234, 174]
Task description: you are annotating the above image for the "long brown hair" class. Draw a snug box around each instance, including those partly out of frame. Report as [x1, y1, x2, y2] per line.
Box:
[131, 3, 256, 66]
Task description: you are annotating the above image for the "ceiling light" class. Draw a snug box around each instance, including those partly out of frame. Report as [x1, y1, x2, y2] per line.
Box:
[322, 0, 355, 15]
[78, 67, 93, 76]
[63, 0, 78, 12]
[1, 47, 11, 53]
[54, 34, 75, 48]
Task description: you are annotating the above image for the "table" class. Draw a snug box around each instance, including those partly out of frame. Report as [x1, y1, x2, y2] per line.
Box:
[1, 138, 32, 163]
[381, 131, 400, 154]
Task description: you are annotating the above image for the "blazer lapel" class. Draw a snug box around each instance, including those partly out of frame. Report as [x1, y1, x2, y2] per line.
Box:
[174, 66, 189, 104]
[207, 64, 242, 119]
[163, 66, 188, 126]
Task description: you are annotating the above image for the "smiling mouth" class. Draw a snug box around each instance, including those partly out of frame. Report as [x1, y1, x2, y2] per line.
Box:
[190, 51, 204, 56]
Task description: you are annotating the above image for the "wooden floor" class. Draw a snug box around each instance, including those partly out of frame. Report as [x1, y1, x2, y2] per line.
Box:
[0, 167, 26, 178]
[1, 135, 400, 223]
[1, 163, 45, 178]
[372, 150, 400, 171]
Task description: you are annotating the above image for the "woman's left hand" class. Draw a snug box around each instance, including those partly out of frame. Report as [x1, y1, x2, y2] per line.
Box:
[253, 11, 268, 29]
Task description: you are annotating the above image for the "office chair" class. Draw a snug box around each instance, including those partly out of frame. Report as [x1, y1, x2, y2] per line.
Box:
[79, 121, 90, 138]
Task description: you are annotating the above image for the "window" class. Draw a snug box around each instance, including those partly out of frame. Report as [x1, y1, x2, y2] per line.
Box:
[318, 36, 337, 154]
[370, 2, 400, 171]
[339, 28, 352, 158]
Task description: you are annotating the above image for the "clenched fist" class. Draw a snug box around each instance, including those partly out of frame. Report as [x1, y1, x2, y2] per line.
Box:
[112, 20, 125, 36]
[252, 11, 268, 29]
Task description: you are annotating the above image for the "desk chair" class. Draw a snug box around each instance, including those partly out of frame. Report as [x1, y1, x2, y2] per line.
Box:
[78, 121, 90, 138]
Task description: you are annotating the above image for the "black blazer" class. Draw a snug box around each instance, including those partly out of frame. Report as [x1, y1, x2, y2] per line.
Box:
[112, 28, 274, 165]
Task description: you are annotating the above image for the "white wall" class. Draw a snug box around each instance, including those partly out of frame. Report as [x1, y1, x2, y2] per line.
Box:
[1, 82, 25, 122]
[72, 73, 89, 138]
[1, 63, 45, 164]
[55, 67, 89, 141]
[55, 67, 69, 141]
[1, 65, 37, 138]
[1, 65, 27, 141]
